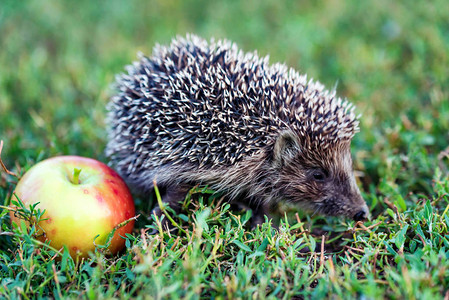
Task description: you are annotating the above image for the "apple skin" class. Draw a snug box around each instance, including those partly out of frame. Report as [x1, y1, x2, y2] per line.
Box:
[10, 156, 135, 258]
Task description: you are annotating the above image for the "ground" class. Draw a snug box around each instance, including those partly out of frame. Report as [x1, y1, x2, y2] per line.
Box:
[1, 0, 449, 298]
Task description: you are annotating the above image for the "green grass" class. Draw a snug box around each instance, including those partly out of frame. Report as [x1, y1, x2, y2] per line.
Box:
[1, 0, 449, 298]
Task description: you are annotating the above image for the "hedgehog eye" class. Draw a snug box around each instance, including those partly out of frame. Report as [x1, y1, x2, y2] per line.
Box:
[311, 169, 327, 182]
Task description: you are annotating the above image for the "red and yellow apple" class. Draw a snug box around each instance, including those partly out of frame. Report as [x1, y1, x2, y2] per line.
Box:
[10, 156, 135, 258]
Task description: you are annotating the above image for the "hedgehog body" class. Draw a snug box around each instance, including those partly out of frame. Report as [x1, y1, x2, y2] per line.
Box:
[106, 34, 369, 222]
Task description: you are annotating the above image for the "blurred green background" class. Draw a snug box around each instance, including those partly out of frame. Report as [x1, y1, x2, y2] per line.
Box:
[1, 0, 448, 200]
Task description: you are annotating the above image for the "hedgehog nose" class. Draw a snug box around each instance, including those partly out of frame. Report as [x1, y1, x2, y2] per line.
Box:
[353, 207, 369, 221]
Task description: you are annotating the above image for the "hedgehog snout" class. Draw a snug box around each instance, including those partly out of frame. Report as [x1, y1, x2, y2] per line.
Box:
[345, 187, 370, 221]
[347, 187, 370, 221]
[332, 175, 369, 221]
[353, 204, 370, 221]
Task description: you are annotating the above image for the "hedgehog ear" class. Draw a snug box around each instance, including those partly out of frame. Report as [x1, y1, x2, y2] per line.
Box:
[272, 130, 300, 167]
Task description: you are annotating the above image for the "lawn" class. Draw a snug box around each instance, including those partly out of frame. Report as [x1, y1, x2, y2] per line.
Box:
[1, 0, 449, 298]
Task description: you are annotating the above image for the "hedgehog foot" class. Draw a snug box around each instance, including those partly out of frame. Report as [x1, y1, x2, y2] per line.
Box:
[230, 200, 271, 228]
[249, 203, 268, 228]
[149, 185, 189, 233]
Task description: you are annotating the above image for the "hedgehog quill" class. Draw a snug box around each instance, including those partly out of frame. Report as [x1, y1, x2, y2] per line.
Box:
[106, 34, 369, 225]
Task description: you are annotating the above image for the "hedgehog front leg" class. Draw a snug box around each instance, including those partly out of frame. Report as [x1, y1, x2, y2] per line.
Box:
[247, 201, 270, 228]
[150, 185, 189, 231]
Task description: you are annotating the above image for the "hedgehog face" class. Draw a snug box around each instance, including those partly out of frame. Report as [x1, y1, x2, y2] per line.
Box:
[272, 130, 369, 221]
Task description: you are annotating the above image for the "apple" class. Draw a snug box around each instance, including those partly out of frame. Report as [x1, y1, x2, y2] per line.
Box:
[9, 156, 135, 258]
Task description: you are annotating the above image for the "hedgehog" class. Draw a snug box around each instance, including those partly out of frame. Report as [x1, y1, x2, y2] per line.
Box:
[106, 34, 369, 225]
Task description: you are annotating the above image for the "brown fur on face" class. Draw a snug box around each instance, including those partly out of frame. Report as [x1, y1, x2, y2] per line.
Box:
[269, 130, 368, 219]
